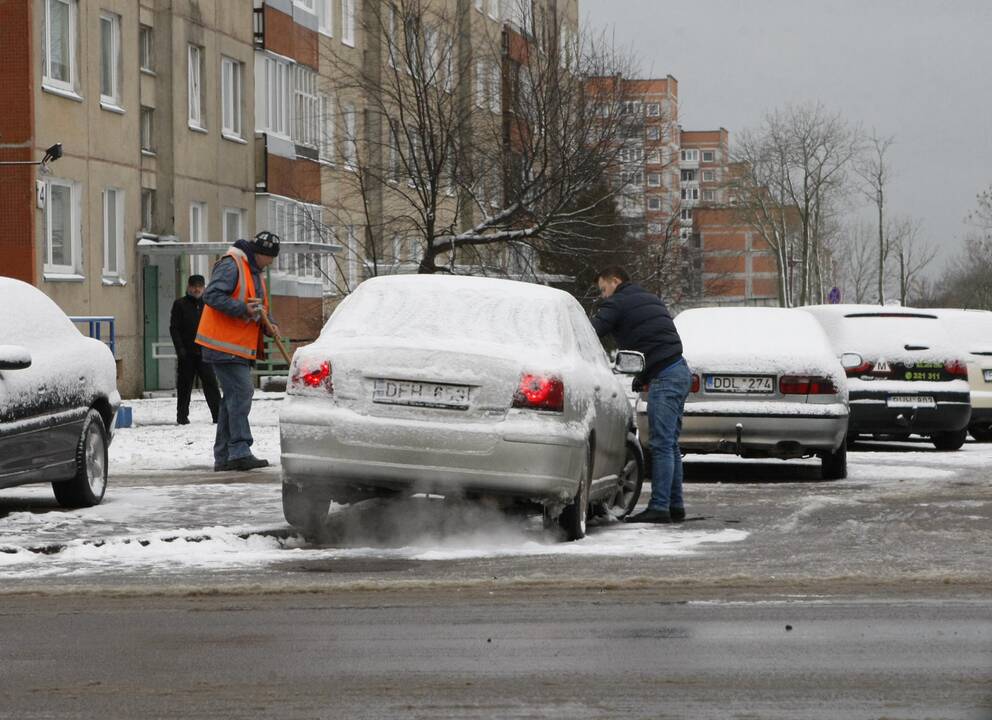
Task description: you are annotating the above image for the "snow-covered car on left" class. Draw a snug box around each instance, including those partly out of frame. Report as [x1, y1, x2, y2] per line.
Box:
[634, 307, 850, 479]
[0, 277, 120, 506]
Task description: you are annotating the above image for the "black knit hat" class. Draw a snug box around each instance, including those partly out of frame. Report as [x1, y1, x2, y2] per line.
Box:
[252, 231, 281, 257]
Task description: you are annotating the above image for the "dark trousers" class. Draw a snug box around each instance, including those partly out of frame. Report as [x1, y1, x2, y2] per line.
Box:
[176, 353, 221, 423]
[211, 361, 255, 464]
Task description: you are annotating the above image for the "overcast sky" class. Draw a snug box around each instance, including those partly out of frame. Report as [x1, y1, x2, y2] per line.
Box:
[582, 0, 992, 268]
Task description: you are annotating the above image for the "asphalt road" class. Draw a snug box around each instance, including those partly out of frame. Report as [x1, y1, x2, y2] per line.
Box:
[1, 589, 989, 720]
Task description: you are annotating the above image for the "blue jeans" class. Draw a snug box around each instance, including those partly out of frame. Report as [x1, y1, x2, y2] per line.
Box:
[210, 361, 255, 464]
[646, 357, 692, 511]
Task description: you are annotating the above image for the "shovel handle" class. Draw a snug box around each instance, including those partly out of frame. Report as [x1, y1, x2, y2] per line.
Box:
[248, 298, 293, 365]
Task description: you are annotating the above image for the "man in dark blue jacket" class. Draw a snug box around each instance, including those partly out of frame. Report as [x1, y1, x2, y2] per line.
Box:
[591, 266, 691, 524]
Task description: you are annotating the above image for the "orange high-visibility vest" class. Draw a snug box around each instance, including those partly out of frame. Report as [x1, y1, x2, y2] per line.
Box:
[195, 247, 268, 361]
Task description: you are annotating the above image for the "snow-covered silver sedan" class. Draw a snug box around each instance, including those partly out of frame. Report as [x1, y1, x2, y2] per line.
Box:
[0, 278, 120, 506]
[636, 307, 849, 479]
[280, 275, 644, 540]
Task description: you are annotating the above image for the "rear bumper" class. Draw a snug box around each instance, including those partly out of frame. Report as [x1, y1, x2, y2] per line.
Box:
[848, 391, 971, 435]
[279, 400, 585, 503]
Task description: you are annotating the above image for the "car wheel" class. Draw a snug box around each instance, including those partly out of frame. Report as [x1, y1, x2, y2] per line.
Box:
[558, 449, 591, 542]
[282, 481, 331, 535]
[598, 436, 644, 520]
[820, 441, 847, 480]
[52, 409, 108, 508]
[932, 429, 967, 451]
[969, 425, 992, 443]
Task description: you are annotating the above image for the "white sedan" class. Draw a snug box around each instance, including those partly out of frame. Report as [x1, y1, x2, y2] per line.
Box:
[279, 275, 644, 540]
[636, 307, 849, 479]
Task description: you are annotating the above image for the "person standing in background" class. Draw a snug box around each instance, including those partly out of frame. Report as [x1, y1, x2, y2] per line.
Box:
[169, 275, 220, 426]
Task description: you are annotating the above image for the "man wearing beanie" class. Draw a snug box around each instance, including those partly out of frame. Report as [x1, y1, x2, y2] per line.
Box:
[196, 231, 281, 471]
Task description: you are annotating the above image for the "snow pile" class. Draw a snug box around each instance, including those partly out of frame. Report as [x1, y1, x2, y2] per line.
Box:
[931, 308, 992, 356]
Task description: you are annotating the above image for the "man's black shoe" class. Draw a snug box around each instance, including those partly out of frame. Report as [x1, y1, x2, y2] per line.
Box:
[227, 455, 269, 471]
[671, 506, 686, 522]
[177, 418, 190, 425]
[213, 462, 229, 472]
[625, 508, 673, 524]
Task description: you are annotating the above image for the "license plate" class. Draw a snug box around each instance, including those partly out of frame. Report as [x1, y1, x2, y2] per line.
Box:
[984, 369, 992, 383]
[372, 378, 471, 409]
[886, 395, 936, 408]
[704, 375, 775, 394]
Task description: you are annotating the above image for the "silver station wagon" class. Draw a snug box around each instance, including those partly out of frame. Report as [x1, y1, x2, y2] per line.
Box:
[635, 307, 849, 479]
[279, 275, 644, 540]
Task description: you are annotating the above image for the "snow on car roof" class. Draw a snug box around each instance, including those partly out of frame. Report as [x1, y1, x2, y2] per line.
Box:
[1, 277, 79, 340]
[928, 308, 992, 355]
[321, 274, 575, 354]
[801, 304, 958, 361]
[675, 306, 838, 374]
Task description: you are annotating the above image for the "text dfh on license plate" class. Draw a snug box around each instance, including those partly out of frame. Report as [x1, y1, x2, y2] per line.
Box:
[704, 374, 775, 394]
[886, 395, 936, 408]
[372, 378, 471, 409]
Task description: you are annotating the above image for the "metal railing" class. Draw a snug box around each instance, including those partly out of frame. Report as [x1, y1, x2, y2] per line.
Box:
[69, 316, 116, 356]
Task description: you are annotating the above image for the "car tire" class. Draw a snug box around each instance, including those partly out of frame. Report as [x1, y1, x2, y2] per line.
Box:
[932, 429, 967, 451]
[282, 481, 331, 535]
[820, 441, 847, 480]
[52, 409, 108, 508]
[969, 425, 992, 443]
[558, 448, 591, 542]
[597, 435, 644, 520]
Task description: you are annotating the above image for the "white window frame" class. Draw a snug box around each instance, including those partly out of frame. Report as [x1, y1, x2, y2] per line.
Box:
[188, 44, 205, 130]
[647, 172, 661, 188]
[141, 188, 154, 232]
[647, 196, 662, 211]
[189, 202, 208, 277]
[646, 103, 661, 117]
[99, 12, 122, 108]
[681, 149, 699, 162]
[702, 169, 716, 182]
[489, 61, 501, 114]
[294, 0, 316, 11]
[681, 208, 692, 221]
[259, 54, 291, 138]
[223, 207, 245, 245]
[646, 126, 660, 141]
[317, 0, 333, 36]
[702, 150, 716, 163]
[43, 178, 81, 276]
[140, 106, 154, 153]
[646, 149, 662, 164]
[139, 25, 154, 73]
[102, 187, 125, 280]
[647, 222, 662, 234]
[345, 225, 359, 288]
[43, 0, 77, 93]
[221, 56, 244, 140]
[703, 189, 717, 202]
[343, 103, 358, 170]
[341, 0, 356, 47]
[319, 93, 335, 163]
[293, 64, 319, 148]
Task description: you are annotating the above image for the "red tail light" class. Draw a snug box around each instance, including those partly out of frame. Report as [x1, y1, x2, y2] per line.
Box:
[512, 373, 564, 412]
[779, 375, 838, 395]
[845, 361, 873, 378]
[945, 360, 968, 379]
[289, 359, 334, 394]
[691, 374, 700, 393]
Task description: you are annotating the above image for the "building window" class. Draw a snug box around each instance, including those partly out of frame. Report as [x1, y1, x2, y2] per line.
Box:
[647, 223, 662, 234]
[702, 150, 715, 163]
[44, 178, 80, 275]
[99, 12, 121, 107]
[681, 169, 697, 182]
[188, 45, 205, 129]
[681, 187, 700, 201]
[341, 0, 356, 47]
[702, 169, 716, 182]
[293, 65, 318, 147]
[223, 208, 245, 245]
[622, 101, 642, 116]
[510, 0, 533, 32]
[647, 196, 662, 211]
[102, 188, 124, 280]
[646, 149, 661, 164]
[343, 103, 357, 169]
[319, 94, 334, 162]
[294, 0, 316, 11]
[43, 0, 77, 91]
[221, 56, 244, 139]
[345, 225, 359, 288]
[647, 172, 661, 188]
[487, 0, 500, 20]
[620, 146, 643, 164]
[141, 189, 155, 232]
[646, 126, 660, 141]
[681, 208, 692, 221]
[139, 25, 154, 72]
[703, 189, 717, 203]
[259, 55, 290, 137]
[140, 106, 154, 152]
[189, 202, 208, 277]
[646, 103, 660, 117]
[317, 0, 333, 36]
[681, 149, 699, 162]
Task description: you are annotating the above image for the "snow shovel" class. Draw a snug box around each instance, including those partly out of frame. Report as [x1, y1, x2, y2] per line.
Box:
[248, 298, 293, 365]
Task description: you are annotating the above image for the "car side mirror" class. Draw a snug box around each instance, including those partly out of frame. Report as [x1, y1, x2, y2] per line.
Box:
[840, 352, 863, 370]
[0, 345, 32, 371]
[613, 350, 645, 375]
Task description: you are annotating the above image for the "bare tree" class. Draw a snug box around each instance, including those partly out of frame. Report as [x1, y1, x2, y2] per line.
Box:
[729, 103, 861, 307]
[888, 218, 937, 305]
[318, 0, 651, 282]
[854, 131, 895, 304]
[839, 221, 878, 304]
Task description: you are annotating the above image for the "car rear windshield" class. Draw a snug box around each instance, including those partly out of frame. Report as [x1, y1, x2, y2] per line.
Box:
[325, 285, 569, 355]
[839, 313, 950, 358]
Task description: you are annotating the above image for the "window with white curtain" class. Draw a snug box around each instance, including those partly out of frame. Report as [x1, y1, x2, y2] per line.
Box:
[221, 56, 243, 139]
[188, 45, 205, 129]
[341, 0, 355, 47]
[44, 178, 80, 275]
[43, 0, 77, 91]
[102, 188, 124, 279]
[99, 12, 121, 107]
[223, 208, 245, 246]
